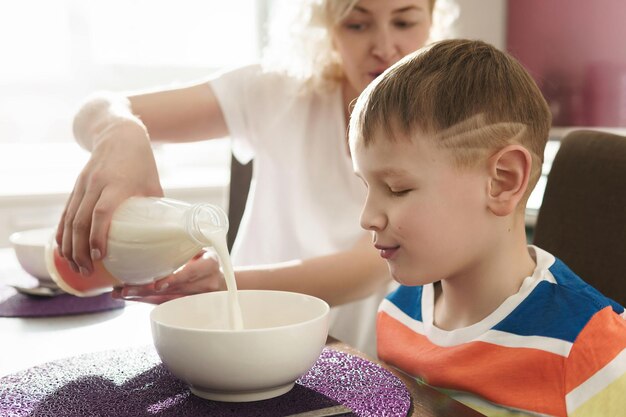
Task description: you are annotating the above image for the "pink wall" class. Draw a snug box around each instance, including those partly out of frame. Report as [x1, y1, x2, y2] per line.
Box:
[507, 0, 626, 126]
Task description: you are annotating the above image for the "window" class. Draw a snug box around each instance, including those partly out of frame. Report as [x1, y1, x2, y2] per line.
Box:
[1, 0, 264, 145]
[0, 0, 267, 197]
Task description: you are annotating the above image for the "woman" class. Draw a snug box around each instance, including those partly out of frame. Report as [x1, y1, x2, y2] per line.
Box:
[59, 0, 440, 356]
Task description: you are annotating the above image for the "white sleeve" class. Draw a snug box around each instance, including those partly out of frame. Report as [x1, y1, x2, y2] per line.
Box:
[208, 65, 299, 164]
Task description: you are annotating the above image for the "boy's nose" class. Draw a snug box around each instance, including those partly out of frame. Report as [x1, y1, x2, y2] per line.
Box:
[360, 196, 386, 231]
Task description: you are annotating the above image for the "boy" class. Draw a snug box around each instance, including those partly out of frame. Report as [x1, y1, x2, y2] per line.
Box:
[348, 39, 626, 416]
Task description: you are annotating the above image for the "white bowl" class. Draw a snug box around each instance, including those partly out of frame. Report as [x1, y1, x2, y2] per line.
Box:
[9, 227, 56, 282]
[150, 290, 330, 402]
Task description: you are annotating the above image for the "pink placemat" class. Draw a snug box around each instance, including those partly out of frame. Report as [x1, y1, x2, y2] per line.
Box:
[0, 346, 411, 417]
[0, 285, 125, 317]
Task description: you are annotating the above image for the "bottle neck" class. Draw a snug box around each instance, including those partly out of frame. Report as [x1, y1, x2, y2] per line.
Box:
[184, 203, 229, 247]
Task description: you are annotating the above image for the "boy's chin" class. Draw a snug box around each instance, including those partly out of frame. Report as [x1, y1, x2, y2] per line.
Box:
[390, 267, 433, 287]
[390, 270, 415, 286]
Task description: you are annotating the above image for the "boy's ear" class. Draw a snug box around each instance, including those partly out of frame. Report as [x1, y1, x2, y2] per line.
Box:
[486, 144, 532, 216]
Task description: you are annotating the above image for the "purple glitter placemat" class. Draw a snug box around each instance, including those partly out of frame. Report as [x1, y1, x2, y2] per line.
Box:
[0, 345, 410, 417]
[0, 285, 125, 317]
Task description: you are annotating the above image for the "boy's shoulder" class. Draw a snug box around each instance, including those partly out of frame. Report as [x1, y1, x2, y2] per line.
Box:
[494, 246, 623, 343]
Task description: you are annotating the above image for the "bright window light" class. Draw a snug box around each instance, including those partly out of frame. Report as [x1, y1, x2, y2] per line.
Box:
[0, 0, 264, 200]
[0, 0, 262, 144]
[0, 0, 72, 83]
[87, 0, 259, 68]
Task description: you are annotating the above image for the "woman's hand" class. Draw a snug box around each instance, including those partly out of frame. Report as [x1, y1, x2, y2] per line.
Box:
[56, 121, 163, 276]
[111, 251, 226, 304]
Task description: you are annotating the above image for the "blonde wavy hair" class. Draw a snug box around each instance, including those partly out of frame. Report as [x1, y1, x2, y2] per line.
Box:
[262, 0, 452, 93]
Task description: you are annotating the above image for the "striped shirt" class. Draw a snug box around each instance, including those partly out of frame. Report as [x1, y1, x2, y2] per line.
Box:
[377, 246, 626, 417]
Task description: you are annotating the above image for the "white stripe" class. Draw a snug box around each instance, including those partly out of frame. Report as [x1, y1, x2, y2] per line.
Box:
[566, 348, 626, 413]
[530, 245, 558, 284]
[476, 329, 572, 357]
[381, 299, 573, 356]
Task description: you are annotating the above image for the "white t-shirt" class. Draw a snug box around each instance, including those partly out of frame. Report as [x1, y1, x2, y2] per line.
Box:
[209, 65, 393, 356]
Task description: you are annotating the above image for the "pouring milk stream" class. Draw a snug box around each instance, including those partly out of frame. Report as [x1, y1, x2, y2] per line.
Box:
[47, 197, 244, 330]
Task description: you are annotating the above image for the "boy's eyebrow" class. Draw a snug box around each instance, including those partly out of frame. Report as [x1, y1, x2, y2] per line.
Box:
[373, 168, 412, 178]
[353, 5, 425, 15]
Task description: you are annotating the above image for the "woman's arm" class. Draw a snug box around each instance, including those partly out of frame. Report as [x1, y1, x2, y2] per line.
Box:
[114, 233, 391, 307]
[235, 233, 389, 306]
[57, 82, 229, 276]
[128, 82, 228, 142]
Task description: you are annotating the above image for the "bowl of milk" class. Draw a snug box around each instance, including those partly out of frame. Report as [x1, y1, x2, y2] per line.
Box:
[150, 289, 330, 402]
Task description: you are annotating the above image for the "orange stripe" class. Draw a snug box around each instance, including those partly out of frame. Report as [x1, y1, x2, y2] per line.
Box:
[377, 311, 567, 416]
[565, 306, 626, 393]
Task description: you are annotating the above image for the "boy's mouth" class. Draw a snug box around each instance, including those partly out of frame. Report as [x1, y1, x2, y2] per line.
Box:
[374, 244, 400, 260]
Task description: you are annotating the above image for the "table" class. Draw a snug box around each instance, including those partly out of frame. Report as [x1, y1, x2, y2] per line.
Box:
[326, 338, 484, 417]
[0, 248, 154, 377]
[0, 249, 483, 416]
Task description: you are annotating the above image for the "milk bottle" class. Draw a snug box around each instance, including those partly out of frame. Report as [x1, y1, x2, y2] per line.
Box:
[46, 197, 243, 329]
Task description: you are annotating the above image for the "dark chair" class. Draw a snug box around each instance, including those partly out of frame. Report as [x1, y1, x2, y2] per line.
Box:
[226, 154, 253, 251]
[533, 130, 626, 306]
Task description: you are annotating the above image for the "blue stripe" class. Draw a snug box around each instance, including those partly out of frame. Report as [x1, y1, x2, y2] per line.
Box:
[385, 259, 624, 344]
[493, 258, 623, 342]
[386, 285, 423, 322]
[549, 258, 624, 315]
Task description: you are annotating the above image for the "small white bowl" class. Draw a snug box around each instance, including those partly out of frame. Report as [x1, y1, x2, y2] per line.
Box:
[150, 290, 330, 402]
[9, 227, 56, 283]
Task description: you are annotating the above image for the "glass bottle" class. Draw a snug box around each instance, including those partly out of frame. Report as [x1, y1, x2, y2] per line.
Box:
[46, 197, 230, 297]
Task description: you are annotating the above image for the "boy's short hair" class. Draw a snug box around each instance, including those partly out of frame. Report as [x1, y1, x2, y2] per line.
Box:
[350, 38, 552, 197]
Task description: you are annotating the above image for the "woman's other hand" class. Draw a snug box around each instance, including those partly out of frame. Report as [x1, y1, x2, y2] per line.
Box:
[111, 251, 225, 304]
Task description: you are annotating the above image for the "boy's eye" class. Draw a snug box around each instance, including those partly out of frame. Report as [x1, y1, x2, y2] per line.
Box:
[388, 187, 412, 196]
